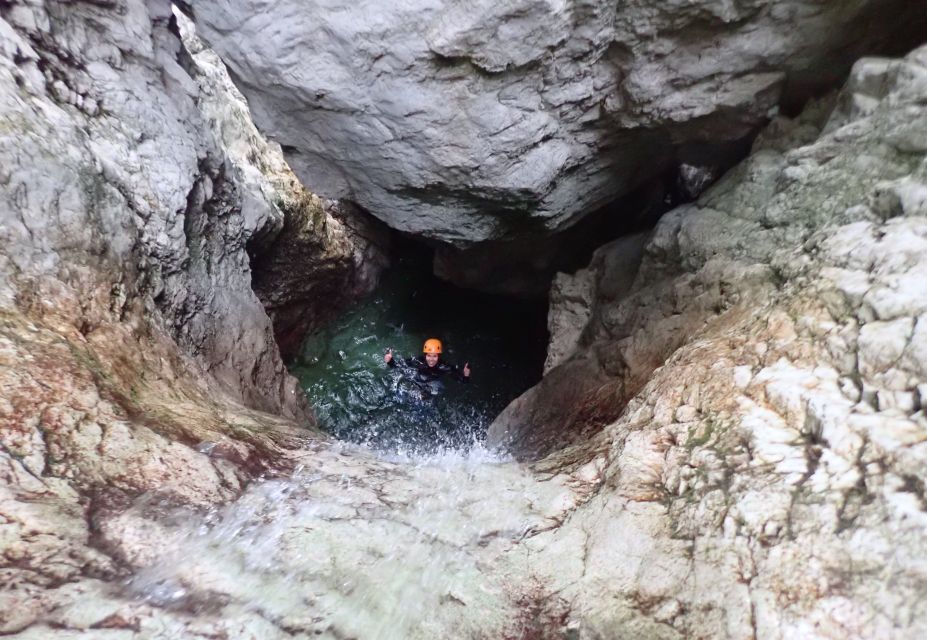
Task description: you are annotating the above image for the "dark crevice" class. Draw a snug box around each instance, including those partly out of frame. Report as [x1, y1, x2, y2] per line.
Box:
[425, 138, 745, 299]
[247, 198, 390, 361]
[430, 51, 542, 78]
[899, 475, 927, 511]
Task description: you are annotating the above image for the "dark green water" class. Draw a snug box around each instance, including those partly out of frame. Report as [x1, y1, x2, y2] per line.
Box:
[290, 258, 548, 454]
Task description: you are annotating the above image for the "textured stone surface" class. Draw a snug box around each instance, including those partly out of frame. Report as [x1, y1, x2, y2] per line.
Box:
[191, 0, 927, 247]
[0, 0, 311, 419]
[175, 11, 391, 359]
[544, 232, 648, 373]
[3, 442, 575, 639]
[544, 268, 595, 373]
[489, 43, 927, 637]
[0, 2, 375, 633]
[0, 266, 315, 634]
[249, 196, 390, 359]
[0, 1, 319, 631]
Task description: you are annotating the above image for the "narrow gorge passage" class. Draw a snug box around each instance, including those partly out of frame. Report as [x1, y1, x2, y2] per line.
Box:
[3, 1, 927, 638]
[289, 244, 549, 454]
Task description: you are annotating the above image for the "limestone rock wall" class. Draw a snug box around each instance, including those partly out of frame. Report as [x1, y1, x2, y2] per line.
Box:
[490, 43, 927, 638]
[543, 232, 648, 373]
[2, 2, 927, 638]
[190, 0, 927, 251]
[0, 0, 310, 419]
[175, 10, 390, 360]
[0, 2, 364, 631]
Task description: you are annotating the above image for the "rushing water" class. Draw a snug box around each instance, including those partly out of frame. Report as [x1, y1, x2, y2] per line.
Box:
[290, 257, 547, 454]
[121, 441, 565, 639]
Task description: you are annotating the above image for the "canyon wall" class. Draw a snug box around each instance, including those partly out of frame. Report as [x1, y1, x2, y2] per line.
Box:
[492, 43, 927, 638]
[1, 0, 302, 418]
[1, 1, 926, 638]
[175, 11, 390, 359]
[0, 1, 376, 632]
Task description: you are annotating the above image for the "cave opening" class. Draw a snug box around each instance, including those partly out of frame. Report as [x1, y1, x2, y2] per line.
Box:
[288, 237, 549, 455]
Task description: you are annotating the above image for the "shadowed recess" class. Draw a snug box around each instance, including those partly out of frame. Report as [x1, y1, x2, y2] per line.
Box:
[290, 246, 549, 454]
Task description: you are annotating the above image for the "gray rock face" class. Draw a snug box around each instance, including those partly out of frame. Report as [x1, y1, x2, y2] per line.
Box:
[490, 43, 927, 634]
[250, 196, 391, 359]
[0, 0, 310, 420]
[544, 268, 596, 373]
[191, 0, 927, 246]
[176, 11, 391, 360]
[491, 45, 927, 458]
[0, 0, 372, 631]
[543, 232, 648, 373]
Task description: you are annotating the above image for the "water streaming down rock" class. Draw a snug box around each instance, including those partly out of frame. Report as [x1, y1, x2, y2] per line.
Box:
[116, 443, 569, 639]
[111, 253, 552, 633]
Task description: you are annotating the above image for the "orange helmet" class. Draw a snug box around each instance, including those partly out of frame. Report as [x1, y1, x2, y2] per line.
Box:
[422, 338, 442, 354]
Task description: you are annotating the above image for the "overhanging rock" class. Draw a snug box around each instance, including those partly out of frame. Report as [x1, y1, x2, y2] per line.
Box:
[191, 0, 927, 246]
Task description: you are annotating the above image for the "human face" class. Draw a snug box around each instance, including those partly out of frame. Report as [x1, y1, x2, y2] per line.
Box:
[424, 352, 439, 367]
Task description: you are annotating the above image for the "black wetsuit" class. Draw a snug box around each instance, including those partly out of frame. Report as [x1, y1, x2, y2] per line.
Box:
[387, 355, 469, 384]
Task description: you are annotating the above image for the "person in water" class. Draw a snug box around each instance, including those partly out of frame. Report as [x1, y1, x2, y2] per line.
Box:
[384, 338, 471, 384]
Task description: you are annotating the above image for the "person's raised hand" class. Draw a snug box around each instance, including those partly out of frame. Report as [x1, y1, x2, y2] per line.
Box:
[463, 362, 471, 377]
[384, 348, 393, 363]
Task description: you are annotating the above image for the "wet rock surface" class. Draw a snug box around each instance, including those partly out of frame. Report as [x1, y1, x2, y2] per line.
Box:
[190, 0, 927, 251]
[0, 0, 320, 631]
[0, 282, 312, 634]
[0, 0, 309, 420]
[4, 443, 575, 639]
[250, 197, 390, 361]
[0, 1, 373, 634]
